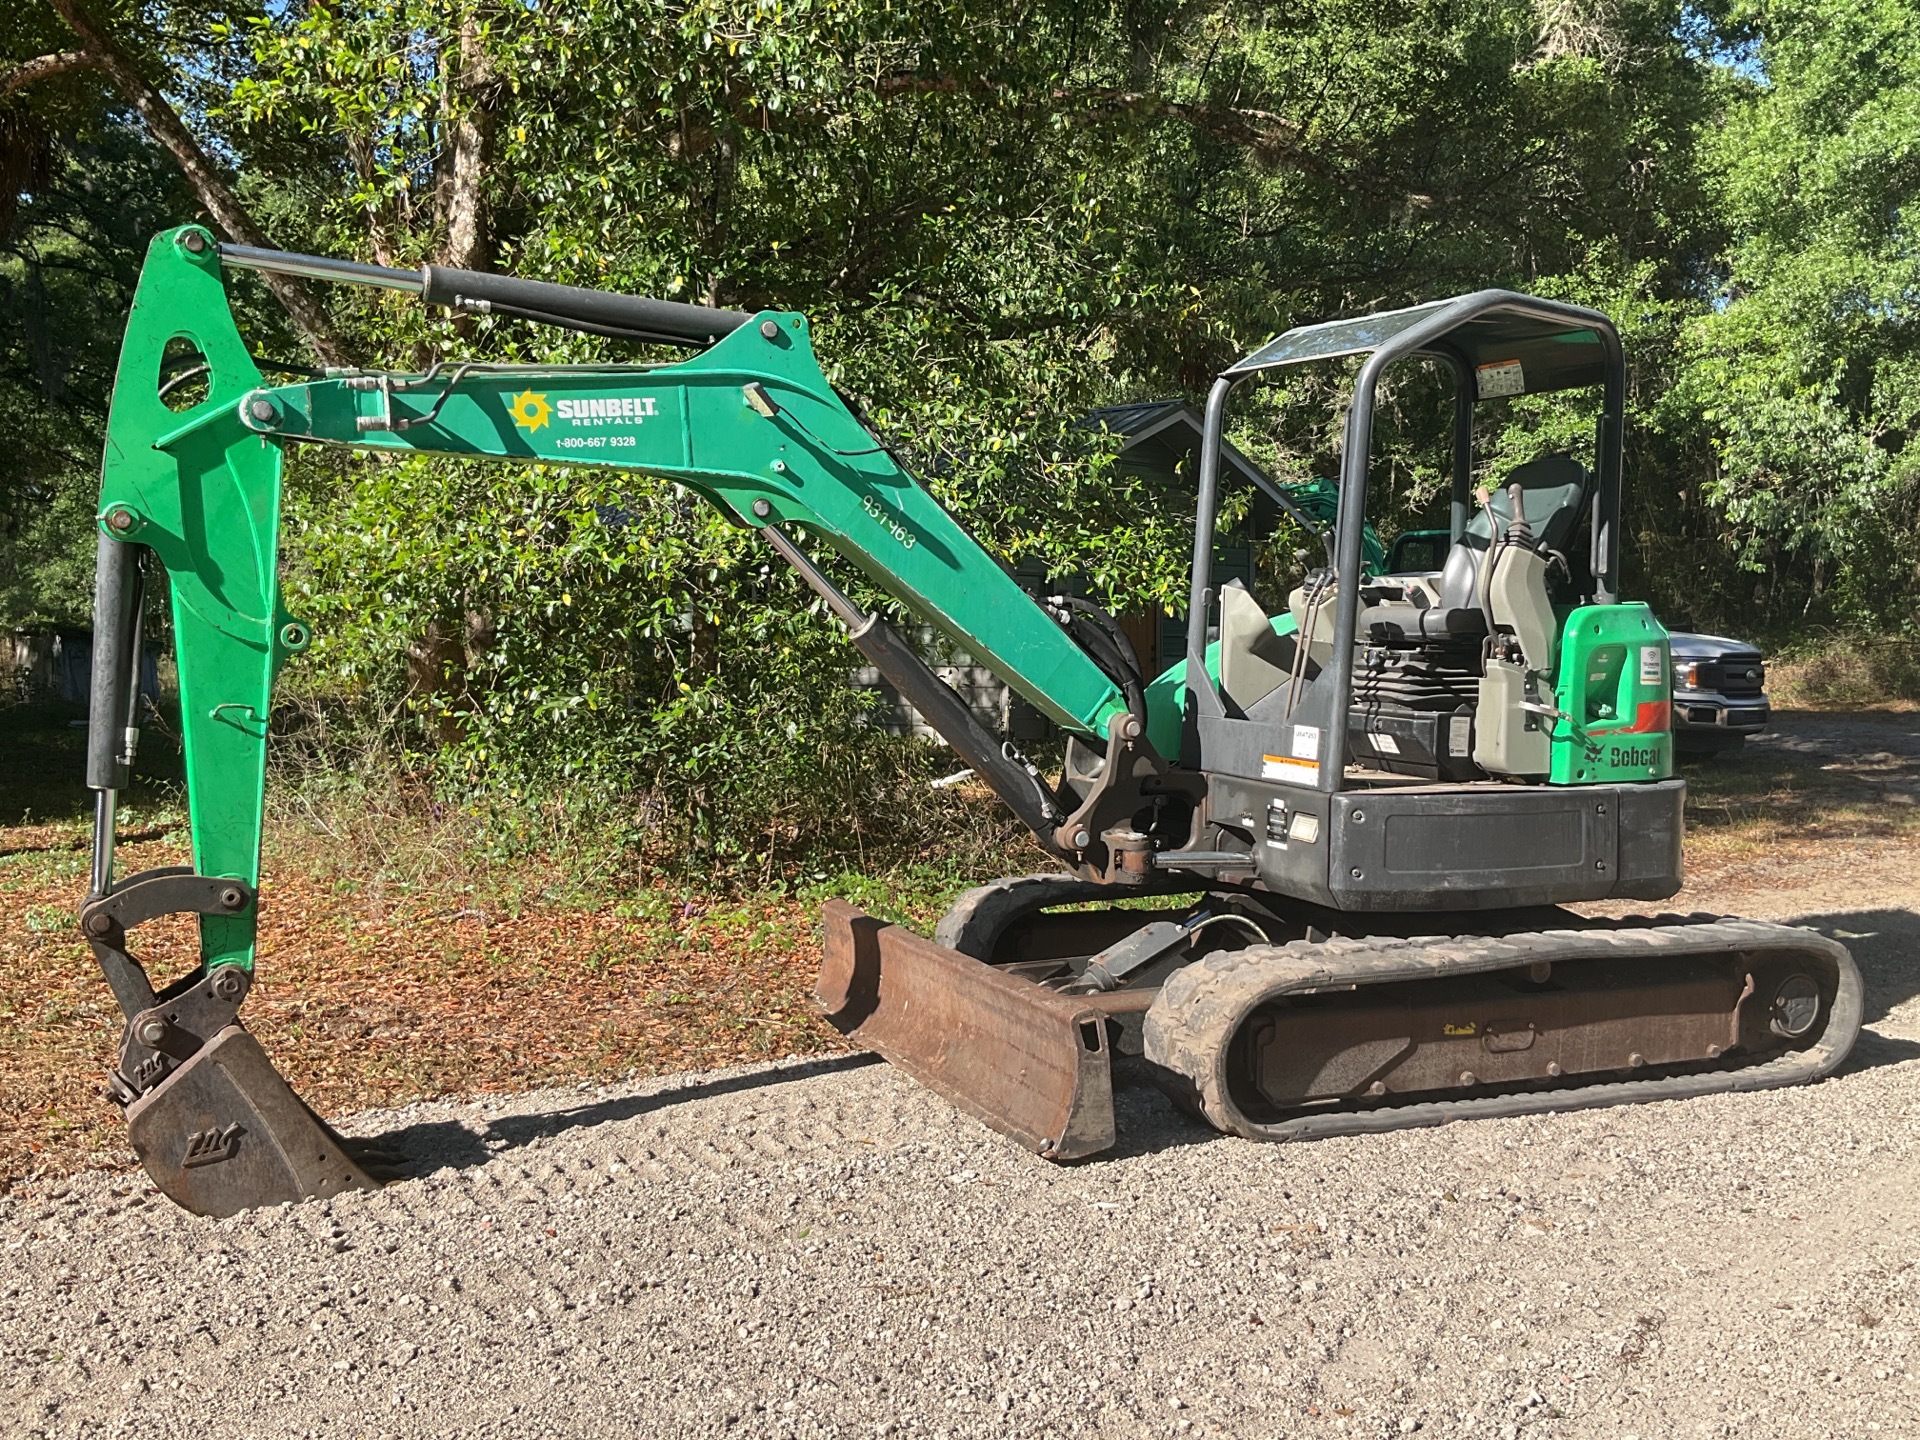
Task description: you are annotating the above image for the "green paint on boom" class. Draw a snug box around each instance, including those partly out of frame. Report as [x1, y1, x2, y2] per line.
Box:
[94, 226, 1141, 971]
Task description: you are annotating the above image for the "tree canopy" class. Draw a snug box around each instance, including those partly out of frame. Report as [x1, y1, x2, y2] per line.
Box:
[2, 0, 1915, 858]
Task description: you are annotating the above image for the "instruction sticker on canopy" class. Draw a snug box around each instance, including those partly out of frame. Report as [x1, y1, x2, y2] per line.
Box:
[1476, 360, 1526, 398]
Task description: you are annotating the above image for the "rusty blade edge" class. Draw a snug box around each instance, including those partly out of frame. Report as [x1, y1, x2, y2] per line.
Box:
[815, 899, 1116, 1161]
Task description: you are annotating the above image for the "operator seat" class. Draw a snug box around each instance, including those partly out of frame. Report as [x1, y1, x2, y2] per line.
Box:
[1435, 452, 1592, 610]
[1364, 452, 1592, 642]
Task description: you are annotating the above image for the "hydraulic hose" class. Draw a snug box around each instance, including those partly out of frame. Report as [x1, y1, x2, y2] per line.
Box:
[1056, 597, 1148, 732]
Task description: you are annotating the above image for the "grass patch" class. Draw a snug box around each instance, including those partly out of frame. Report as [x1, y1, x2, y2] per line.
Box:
[1677, 717, 1920, 871]
[1768, 636, 1920, 711]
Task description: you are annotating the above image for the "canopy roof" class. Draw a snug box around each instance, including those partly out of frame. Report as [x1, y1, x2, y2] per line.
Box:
[1226, 290, 1618, 399]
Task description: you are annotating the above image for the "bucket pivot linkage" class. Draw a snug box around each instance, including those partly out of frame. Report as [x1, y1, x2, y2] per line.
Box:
[83, 509, 396, 1217]
[81, 867, 397, 1217]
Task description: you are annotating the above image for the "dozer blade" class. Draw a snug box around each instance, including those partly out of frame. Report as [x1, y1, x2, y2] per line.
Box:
[816, 900, 1119, 1159]
[124, 1024, 383, 1218]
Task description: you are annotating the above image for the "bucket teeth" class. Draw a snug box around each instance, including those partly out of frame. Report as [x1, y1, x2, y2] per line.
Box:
[124, 1024, 384, 1217]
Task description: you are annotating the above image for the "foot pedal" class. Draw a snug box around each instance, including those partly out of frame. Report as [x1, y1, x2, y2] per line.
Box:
[124, 1024, 382, 1217]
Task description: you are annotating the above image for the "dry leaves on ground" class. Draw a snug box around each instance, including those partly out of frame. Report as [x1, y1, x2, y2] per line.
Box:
[0, 833, 864, 1189]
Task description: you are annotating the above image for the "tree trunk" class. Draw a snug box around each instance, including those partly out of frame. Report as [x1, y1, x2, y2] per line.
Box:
[406, 617, 469, 747]
[440, 3, 497, 273]
[344, 130, 395, 268]
[0, 51, 101, 98]
[44, 0, 352, 366]
[412, 5, 504, 732]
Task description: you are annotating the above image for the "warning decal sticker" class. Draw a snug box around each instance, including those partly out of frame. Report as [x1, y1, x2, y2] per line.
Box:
[1476, 360, 1525, 399]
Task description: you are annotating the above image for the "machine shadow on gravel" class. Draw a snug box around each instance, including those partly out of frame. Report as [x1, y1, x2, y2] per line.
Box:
[366, 1051, 1232, 1178]
[356, 1054, 883, 1178]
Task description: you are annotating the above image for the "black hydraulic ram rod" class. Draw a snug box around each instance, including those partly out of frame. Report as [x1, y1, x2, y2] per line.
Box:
[759, 525, 1070, 858]
[85, 534, 146, 899]
[216, 242, 752, 348]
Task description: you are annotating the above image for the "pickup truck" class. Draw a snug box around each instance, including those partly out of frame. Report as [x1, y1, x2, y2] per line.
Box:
[1669, 632, 1770, 755]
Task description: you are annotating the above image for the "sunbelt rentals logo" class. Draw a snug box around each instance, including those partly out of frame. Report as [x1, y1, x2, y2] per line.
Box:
[508, 389, 552, 433]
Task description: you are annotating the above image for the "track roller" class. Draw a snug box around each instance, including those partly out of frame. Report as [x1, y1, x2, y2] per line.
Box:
[1142, 918, 1862, 1141]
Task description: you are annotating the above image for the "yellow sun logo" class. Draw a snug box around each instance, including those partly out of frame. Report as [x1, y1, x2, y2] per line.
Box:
[507, 389, 552, 433]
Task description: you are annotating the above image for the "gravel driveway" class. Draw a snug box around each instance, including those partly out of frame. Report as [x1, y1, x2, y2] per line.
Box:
[6, 716, 1920, 1440]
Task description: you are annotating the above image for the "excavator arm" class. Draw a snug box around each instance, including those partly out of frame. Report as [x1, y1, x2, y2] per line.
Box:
[91, 225, 1161, 928]
[80, 226, 1167, 1213]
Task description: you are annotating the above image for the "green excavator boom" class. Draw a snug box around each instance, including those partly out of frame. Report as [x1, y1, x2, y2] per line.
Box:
[91, 226, 1141, 975]
[78, 226, 1153, 1215]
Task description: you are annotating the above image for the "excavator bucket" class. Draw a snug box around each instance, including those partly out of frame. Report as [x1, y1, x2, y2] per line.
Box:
[815, 900, 1127, 1159]
[123, 1025, 385, 1218]
[78, 869, 391, 1217]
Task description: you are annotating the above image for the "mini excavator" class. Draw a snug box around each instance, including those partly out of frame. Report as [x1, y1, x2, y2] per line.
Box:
[80, 227, 1861, 1215]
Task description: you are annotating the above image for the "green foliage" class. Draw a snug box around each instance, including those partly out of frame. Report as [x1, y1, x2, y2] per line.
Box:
[0, 0, 300, 633]
[281, 447, 984, 863]
[1673, 0, 1920, 629]
[5, 0, 1919, 863]
[0, 129, 190, 628]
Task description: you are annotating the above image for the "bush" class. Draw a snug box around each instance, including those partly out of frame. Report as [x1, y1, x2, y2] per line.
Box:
[1767, 637, 1920, 709]
[274, 450, 1046, 879]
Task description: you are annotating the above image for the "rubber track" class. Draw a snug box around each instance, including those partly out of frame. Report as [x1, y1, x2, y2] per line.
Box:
[1142, 917, 1864, 1141]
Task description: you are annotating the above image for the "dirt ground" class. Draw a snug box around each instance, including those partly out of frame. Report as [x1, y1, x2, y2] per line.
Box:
[2, 707, 1915, 1187]
[1579, 713, 1920, 928]
[2, 712, 1918, 1437]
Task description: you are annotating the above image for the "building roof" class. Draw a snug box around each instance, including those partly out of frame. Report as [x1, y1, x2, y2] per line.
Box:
[1226, 289, 1618, 397]
[1081, 400, 1281, 502]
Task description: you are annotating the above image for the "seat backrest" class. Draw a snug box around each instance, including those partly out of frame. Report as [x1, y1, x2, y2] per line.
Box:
[1438, 452, 1592, 610]
[1468, 452, 1591, 553]
[1219, 580, 1292, 712]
